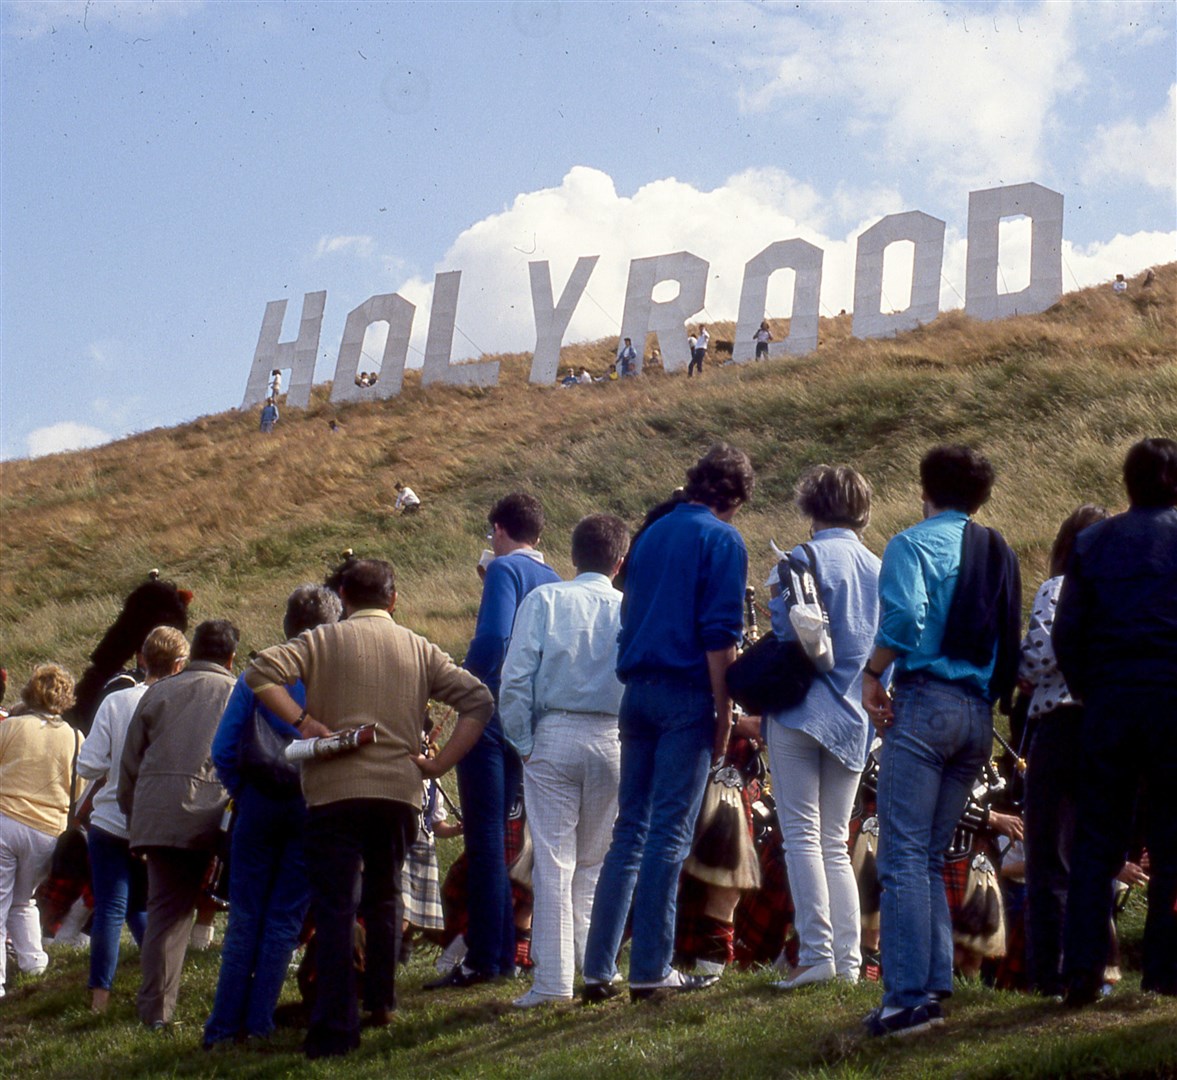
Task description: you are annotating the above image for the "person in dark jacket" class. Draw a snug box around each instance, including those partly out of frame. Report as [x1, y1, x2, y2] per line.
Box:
[1054, 437, 1177, 1005]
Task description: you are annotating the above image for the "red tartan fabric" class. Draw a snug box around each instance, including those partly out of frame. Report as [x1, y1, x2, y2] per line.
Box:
[732, 830, 796, 969]
[674, 874, 733, 966]
[943, 854, 971, 923]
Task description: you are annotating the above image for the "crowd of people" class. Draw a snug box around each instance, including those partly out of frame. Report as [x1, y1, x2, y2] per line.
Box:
[0, 437, 1173, 1059]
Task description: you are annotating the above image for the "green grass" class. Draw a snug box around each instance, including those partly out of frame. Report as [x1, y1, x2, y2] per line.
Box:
[1, 893, 1173, 1079]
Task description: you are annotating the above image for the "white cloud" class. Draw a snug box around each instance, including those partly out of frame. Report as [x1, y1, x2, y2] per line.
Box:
[708, 2, 1083, 194]
[1082, 85, 1177, 194]
[27, 421, 111, 458]
[314, 235, 376, 260]
[382, 166, 1174, 365]
[2, 0, 202, 38]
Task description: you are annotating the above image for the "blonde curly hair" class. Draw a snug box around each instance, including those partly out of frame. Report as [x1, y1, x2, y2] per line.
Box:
[21, 663, 76, 715]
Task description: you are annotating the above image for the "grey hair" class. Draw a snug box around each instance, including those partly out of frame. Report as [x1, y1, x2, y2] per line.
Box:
[284, 584, 343, 639]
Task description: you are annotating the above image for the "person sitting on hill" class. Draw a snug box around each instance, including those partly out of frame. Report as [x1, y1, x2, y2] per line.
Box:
[560, 368, 579, 388]
[394, 482, 422, 515]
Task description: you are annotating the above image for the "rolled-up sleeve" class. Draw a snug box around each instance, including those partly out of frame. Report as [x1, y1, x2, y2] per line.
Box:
[875, 534, 927, 655]
[698, 534, 748, 652]
[244, 635, 312, 694]
[428, 646, 495, 730]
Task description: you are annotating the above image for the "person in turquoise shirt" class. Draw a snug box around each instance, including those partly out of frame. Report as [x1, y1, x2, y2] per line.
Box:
[860, 445, 1020, 1038]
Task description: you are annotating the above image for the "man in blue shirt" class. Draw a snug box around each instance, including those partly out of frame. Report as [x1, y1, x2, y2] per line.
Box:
[429, 492, 561, 988]
[583, 444, 752, 1002]
[860, 445, 1020, 1037]
[1054, 437, 1177, 1005]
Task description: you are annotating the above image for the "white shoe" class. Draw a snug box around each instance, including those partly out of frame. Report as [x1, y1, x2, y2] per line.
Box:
[512, 989, 569, 1009]
[771, 960, 836, 990]
[694, 959, 725, 977]
[189, 923, 215, 951]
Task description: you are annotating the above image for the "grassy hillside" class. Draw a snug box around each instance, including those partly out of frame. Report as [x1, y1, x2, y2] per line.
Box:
[0, 267, 1174, 1077]
[2, 265, 1173, 687]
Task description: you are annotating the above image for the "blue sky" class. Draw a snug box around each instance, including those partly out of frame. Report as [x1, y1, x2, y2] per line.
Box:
[2, 0, 1174, 458]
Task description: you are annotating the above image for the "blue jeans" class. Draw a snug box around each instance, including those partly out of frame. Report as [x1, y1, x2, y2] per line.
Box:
[204, 785, 310, 1043]
[455, 716, 521, 976]
[584, 677, 714, 984]
[876, 675, 991, 1009]
[87, 825, 147, 991]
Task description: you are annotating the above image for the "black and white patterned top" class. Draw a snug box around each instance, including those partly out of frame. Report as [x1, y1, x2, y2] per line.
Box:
[1018, 575, 1075, 719]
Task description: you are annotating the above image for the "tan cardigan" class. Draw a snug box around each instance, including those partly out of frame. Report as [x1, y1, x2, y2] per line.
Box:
[0, 712, 84, 836]
[244, 610, 494, 809]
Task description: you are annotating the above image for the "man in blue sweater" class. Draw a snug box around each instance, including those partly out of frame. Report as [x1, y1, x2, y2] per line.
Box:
[583, 444, 752, 1002]
[429, 492, 560, 987]
[1054, 437, 1177, 1005]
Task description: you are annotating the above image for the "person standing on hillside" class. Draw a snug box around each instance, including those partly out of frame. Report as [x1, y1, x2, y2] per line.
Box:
[860, 445, 1021, 1038]
[754, 320, 773, 361]
[583, 444, 752, 1002]
[500, 514, 630, 1008]
[260, 401, 279, 433]
[428, 493, 561, 989]
[617, 337, 637, 377]
[244, 559, 494, 1057]
[1054, 437, 1177, 1005]
[119, 620, 239, 1030]
[688, 325, 709, 377]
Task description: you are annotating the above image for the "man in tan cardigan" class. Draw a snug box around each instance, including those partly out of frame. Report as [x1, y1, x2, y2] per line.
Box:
[245, 559, 494, 1060]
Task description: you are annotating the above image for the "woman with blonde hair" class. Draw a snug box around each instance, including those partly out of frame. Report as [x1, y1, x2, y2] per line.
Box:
[765, 465, 882, 989]
[0, 664, 84, 995]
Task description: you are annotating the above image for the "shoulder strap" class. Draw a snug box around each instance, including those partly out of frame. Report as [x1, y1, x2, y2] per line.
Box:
[66, 726, 81, 827]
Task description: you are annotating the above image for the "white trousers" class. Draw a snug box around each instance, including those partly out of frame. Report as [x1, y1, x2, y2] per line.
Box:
[767, 723, 863, 976]
[523, 712, 620, 998]
[0, 812, 57, 992]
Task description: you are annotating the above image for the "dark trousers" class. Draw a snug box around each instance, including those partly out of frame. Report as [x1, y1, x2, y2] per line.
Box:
[138, 847, 212, 1024]
[1023, 705, 1082, 995]
[1063, 685, 1177, 997]
[456, 719, 522, 976]
[687, 348, 705, 376]
[304, 798, 418, 1055]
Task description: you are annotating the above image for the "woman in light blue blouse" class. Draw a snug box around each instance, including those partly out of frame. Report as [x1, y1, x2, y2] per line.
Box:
[766, 465, 881, 990]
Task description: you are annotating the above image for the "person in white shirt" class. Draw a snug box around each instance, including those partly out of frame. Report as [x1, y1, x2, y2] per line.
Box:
[754, 321, 773, 361]
[500, 514, 630, 1007]
[77, 626, 189, 1013]
[268, 369, 282, 402]
[688, 325, 709, 377]
[393, 482, 421, 514]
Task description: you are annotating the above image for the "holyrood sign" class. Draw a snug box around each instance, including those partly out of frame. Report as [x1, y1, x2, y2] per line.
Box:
[242, 182, 1062, 409]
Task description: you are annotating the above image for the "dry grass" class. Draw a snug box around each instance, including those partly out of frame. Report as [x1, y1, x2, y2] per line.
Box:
[1, 265, 1174, 687]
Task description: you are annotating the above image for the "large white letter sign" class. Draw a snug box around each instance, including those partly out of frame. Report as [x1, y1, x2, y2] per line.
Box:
[420, 271, 500, 388]
[241, 290, 326, 410]
[618, 252, 708, 374]
[852, 212, 946, 340]
[528, 256, 599, 385]
[733, 239, 824, 362]
[329, 293, 415, 404]
[965, 182, 1063, 321]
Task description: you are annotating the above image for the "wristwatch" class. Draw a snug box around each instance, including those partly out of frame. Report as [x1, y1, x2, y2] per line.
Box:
[294, 708, 308, 729]
[862, 661, 887, 680]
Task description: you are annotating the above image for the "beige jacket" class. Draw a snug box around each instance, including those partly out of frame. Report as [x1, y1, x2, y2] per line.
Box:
[0, 712, 84, 836]
[244, 610, 494, 809]
[118, 661, 236, 851]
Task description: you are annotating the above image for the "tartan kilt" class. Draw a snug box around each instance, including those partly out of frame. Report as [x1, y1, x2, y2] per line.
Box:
[674, 873, 735, 966]
[732, 828, 796, 969]
[401, 837, 444, 932]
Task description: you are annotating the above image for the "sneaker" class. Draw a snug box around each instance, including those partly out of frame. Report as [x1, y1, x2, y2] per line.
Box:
[512, 989, 569, 1009]
[771, 960, 836, 991]
[862, 1001, 943, 1038]
[630, 969, 719, 1002]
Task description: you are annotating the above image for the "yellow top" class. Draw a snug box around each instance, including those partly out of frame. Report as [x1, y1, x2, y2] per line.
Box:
[0, 712, 84, 835]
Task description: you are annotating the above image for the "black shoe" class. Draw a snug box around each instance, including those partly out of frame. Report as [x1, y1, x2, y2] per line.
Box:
[862, 1001, 943, 1038]
[423, 964, 493, 991]
[581, 981, 621, 1005]
[304, 1029, 360, 1059]
[1063, 975, 1101, 1008]
[629, 971, 718, 1002]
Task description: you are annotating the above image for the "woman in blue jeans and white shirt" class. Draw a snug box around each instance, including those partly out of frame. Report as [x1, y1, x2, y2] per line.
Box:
[78, 627, 189, 1013]
[765, 465, 881, 989]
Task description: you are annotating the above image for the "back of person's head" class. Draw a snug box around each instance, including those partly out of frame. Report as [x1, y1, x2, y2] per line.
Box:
[284, 584, 344, 638]
[1048, 504, 1110, 577]
[919, 444, 995, 514]
[683, 443, 755, 514]
[571, 514, 631, 575]
[1123, 437, 1177, 508]
[21, 663, 76, 715]
[191, 620, 240, 665]
[141, 626, 189, 679]
[340, 559, 396, 609]
[489, 492, 545, 544]
[794, 464, 872, 531]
